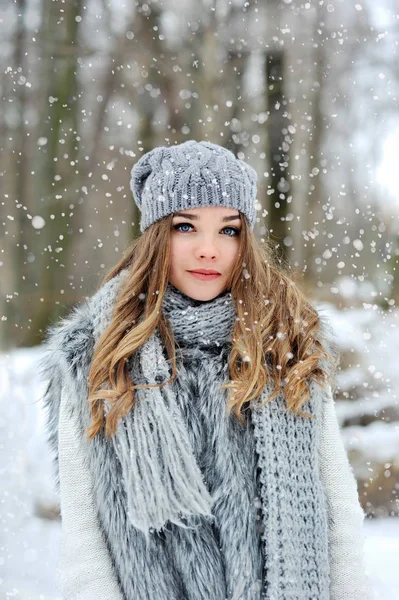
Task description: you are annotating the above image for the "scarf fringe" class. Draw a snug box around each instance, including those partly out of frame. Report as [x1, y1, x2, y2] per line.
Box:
[110, 332, 215, 543]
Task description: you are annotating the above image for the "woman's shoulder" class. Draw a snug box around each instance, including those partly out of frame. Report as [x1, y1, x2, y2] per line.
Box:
[311, 303, 341, 387]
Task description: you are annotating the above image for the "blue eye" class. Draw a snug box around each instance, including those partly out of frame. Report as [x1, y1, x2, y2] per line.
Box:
[223, 226, 240, 236]
[173, 223, 240, 236]
[173, 223, 192, 233]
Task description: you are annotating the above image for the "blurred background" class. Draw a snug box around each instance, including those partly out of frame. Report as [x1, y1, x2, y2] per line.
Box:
[1, 0, 399, 597]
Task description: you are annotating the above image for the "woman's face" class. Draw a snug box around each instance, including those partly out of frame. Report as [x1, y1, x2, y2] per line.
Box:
[168, 206, 242, 301]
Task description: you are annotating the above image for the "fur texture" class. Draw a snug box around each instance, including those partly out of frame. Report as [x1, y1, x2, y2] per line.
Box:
[39, 271, 339, 599]
[104, 279, 239, 540]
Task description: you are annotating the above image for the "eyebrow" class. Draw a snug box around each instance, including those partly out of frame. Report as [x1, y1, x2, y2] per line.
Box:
[173, 212, 241, 222]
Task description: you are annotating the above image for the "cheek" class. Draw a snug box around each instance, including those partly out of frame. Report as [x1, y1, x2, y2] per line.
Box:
[169, 237, 188, 265]
[170, 235, 193, 250]
[227, 239, 240, 263]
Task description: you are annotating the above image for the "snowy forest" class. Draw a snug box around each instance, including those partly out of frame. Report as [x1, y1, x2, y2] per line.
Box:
[1, 0, 399, 597]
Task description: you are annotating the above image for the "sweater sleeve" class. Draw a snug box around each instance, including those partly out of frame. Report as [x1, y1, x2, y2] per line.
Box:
[56, 383, 125, 600]
[319, 385, 376, 600]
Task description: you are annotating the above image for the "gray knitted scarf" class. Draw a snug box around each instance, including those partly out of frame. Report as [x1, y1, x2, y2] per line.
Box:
[105, 281, 237, 543]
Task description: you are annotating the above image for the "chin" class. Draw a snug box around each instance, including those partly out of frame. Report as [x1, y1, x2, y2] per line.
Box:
[189, 288, 223, 302]
[170, 276, 226, 302]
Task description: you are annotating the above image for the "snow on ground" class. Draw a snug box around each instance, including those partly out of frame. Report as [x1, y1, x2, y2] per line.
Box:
[0, 300, 398, 598]
[364, 516, 399, 599]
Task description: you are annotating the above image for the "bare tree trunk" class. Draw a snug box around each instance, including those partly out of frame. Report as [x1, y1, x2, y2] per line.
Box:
[301, 42, 325, 288]
[224, 50, 249, 154]
[1, 0, 29, 349]
[283, 1, 328, 290]
[14, 0, 29, 273]
[264, 49, 290, 265]
[32, 0, 84, 343]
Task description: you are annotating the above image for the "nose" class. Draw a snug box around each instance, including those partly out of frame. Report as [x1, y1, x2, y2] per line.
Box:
[194, 237, 220, 260]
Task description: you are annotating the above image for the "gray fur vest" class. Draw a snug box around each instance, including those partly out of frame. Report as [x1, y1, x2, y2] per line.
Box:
[40, 269, 338, 599]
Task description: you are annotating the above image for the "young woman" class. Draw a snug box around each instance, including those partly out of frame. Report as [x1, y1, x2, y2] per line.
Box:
[40, 140, 375, 599]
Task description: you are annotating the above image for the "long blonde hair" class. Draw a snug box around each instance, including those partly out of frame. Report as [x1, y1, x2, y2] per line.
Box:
[86, 212, 338, 440]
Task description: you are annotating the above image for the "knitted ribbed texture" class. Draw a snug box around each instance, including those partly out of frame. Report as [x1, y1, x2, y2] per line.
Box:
[161, 281, 236, 347]
[56, 385, 125, 598]
[130, 140, 258, 232]
[250, 382, 330, 598]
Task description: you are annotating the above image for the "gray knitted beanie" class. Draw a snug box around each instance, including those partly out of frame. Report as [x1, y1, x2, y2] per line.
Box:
[130, 140, 258, 232]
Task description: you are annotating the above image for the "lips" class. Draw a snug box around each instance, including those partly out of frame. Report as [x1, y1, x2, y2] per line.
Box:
[188, 270, 221, 275]
[188, 270, 222, 281]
